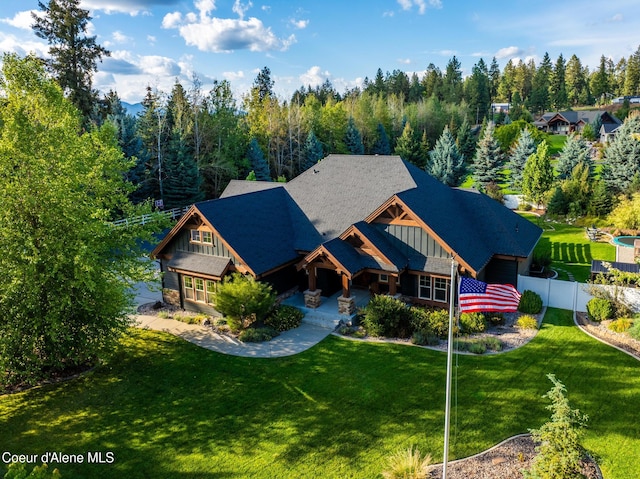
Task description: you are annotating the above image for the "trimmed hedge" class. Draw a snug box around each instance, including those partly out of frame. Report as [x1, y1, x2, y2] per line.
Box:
[518, 290, 543, 314]
[586, 297, 613, 322]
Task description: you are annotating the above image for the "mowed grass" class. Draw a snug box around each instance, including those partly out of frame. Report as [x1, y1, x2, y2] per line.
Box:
[526, 214, 616, 282]
[1, 309, 638, 479]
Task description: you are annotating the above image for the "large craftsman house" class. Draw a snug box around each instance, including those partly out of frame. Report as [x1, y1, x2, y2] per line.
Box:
[151, 155, 542, 316]
[534, 110, 621, 140]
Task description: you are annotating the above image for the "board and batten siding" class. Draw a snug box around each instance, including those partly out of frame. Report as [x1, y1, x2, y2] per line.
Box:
[374, 223, 448, 259]
[169, 229, 238, 264]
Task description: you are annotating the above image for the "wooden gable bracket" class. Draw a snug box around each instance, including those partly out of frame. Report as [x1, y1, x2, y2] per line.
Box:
[369, 198, 419, 226]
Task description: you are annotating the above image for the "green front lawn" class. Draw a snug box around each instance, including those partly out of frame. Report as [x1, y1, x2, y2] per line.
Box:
[1, 309, 638, 479]
[526, 215, 616, 282]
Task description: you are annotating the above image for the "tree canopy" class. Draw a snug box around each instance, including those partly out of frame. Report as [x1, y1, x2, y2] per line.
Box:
[0, 54, 159, 387]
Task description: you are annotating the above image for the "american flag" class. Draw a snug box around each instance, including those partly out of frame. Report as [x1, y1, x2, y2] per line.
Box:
[458, 277, 521, 313]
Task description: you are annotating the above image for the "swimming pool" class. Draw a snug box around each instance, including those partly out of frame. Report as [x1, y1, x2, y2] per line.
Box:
[612, 235, 640, 247]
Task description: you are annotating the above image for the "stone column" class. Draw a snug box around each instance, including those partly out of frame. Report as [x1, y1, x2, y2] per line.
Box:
[337, 295, 356, 315]
[303, 289, 322, 308]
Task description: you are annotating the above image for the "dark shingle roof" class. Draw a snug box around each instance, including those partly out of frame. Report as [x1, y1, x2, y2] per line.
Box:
[323, 238, 398, 276]
[194, 187, 300, 276]
[168, 251, 231, 277]
[191, 154, 542, 277]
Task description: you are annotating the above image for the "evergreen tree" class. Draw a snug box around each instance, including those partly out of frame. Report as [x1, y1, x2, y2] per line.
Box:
[428, 125, 465, 186]
[509, 128, 537, 190]
[344, 116, 365, 154]
[443, 56, 463, 103]
[465, 58, 491, 123]
[254, 66, 275, 100]
[565, 54, 590, 106]
[522, 141, 554, 207]
[372, 122, 392, 155]
[32, 0, 110, 126]
[546, 186, 569, 216]
[590, 55, 610, 104]
[549, 53, 568, 110]
[623, 45, 640, 96]
[394, 121, 423, 167]
[562, 161, 592, 217]
[472, 121, 504, 188]
[602, 113, 640, 193]
[162, 132, 203, 208]
[456, 116, 476, 161]
[556, 133, 592, 180]
[589, 178, 613, 217]
[303, 130, 324, 171]
[489, 56, 501, 104]
[247, 137, 271, 181]
[529, 53, 553, 114]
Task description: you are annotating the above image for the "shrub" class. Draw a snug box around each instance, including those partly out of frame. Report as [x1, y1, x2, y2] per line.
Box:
[523, 374, 588, 479]
[486, 313, 505, 326]
[360, 295, 413, 338]
[586, 297, 613, 322]
[157, 310, 172, 319]
[516, 314, 539, 330]
[265, 305, 304, 332]
[608, 317, 633, 333]
[411, 331, 440, 346]
[484, 337, 503, 351]
[381, 445, 432, 479]
[238, 326, 279, 342]
[629, 320, 640, 340]
[467, 341, 487, 354]
[410, 307, 453, 339]
[4, 462, 61, 478]
[518, 290, 543, 314]
[459, 312, 486, 334]
[214, 273, 276, 331]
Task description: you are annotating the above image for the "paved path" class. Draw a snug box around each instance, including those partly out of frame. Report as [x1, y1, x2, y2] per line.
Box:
[134, 314, 333, 358]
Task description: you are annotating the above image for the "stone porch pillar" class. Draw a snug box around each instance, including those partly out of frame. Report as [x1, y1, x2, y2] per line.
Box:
[337, 295, 356, 315]
[303, 288, 322, 308]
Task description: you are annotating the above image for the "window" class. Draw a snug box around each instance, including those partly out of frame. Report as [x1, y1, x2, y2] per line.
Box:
[190, 230, 201, 243]
[379, 274, 389, 283]
[418, 275, 431, 299]
[202, 231, 213, 244]
[434, 277, 449, 303]
[206, 281, 217, 305]
[195, 278, 205, 302]
[183, 276, 194, 300]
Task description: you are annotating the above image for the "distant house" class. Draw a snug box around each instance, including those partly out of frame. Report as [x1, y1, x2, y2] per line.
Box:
[612, 96, 640, 104]
[151, 155, 542, 315]
[534, 110, 621, 140]
[491, 103, 510, 114]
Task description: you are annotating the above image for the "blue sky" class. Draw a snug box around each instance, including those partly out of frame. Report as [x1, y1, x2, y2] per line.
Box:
[0, 0, 639, 104]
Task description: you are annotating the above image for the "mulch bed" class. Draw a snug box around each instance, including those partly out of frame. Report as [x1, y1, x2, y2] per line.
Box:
[575, 312, 640, 359]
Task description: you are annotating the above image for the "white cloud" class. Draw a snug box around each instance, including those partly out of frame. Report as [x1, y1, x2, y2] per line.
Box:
[163, 11, 296, 53]
[398, 58, 411, 64]
[232, 0, 252, 20]
[495, 46, 523, 59]
[223, 70, 245, 81]
[299, 66, 330, 88]
[610, 13, 623, 22]
[0, 10, 36, 30]
[291, 19, 309, 29]
[0, 31, 48, 58]
[397, 0, 441, 14]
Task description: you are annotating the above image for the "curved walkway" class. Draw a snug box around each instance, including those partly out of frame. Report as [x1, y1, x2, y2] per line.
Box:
[134, 314, 333, 358]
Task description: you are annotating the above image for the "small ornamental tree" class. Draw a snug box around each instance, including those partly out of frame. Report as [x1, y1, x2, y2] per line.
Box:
[213, 273, 276, 331]
[523, 374, 589, 479]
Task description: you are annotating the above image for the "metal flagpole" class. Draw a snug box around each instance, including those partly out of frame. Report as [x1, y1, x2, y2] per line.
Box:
[442, 256, 457, 479]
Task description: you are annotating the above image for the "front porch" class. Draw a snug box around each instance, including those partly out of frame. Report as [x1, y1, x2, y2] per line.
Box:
[282, 287, 371, 329]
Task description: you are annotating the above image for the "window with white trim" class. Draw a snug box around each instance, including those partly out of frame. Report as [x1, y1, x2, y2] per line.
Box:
[183, 276, 194, 300]
[195, 278, 205, 302]
[379, 274, 389, 283]
[418, 275, 431, 299]
[206, 280, 216, 305]
[202, 231, 213, 244]
[433, 277, 449, 303]
[190, 230, 201, 243]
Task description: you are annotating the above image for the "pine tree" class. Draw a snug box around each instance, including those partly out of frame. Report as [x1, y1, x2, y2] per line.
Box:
[549, 53, 568, 110]
[32, 0, 110, 126]
[522, 141, 554, 207]
[529, 53, 553, 115]
[162, 132, 203, 208]
[372, 122, 391, 155]
[394, 121, 423, 167]
[345, 117, 365, 154]
[247, 137, 271, 181]
[472, 121, 504, 188]
[428, 126, 465, 186]
[456, 117, 476, 162]
[303, 130, 324, 171]
[623, 45, 640, 96]
[556, 133, 592, 180]
[589, 178, 613, 217]
[602, 113, 640, 193]
[509, 128, 537, 190]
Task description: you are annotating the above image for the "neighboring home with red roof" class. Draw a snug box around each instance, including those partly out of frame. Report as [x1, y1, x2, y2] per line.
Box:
[151, 155, 542, 316]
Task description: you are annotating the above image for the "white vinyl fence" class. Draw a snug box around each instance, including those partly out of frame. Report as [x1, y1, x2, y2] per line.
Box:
[517, 275, 640, 313]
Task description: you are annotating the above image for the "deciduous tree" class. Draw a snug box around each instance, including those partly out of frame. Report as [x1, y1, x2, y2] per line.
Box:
[0, 54, 159, 387]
